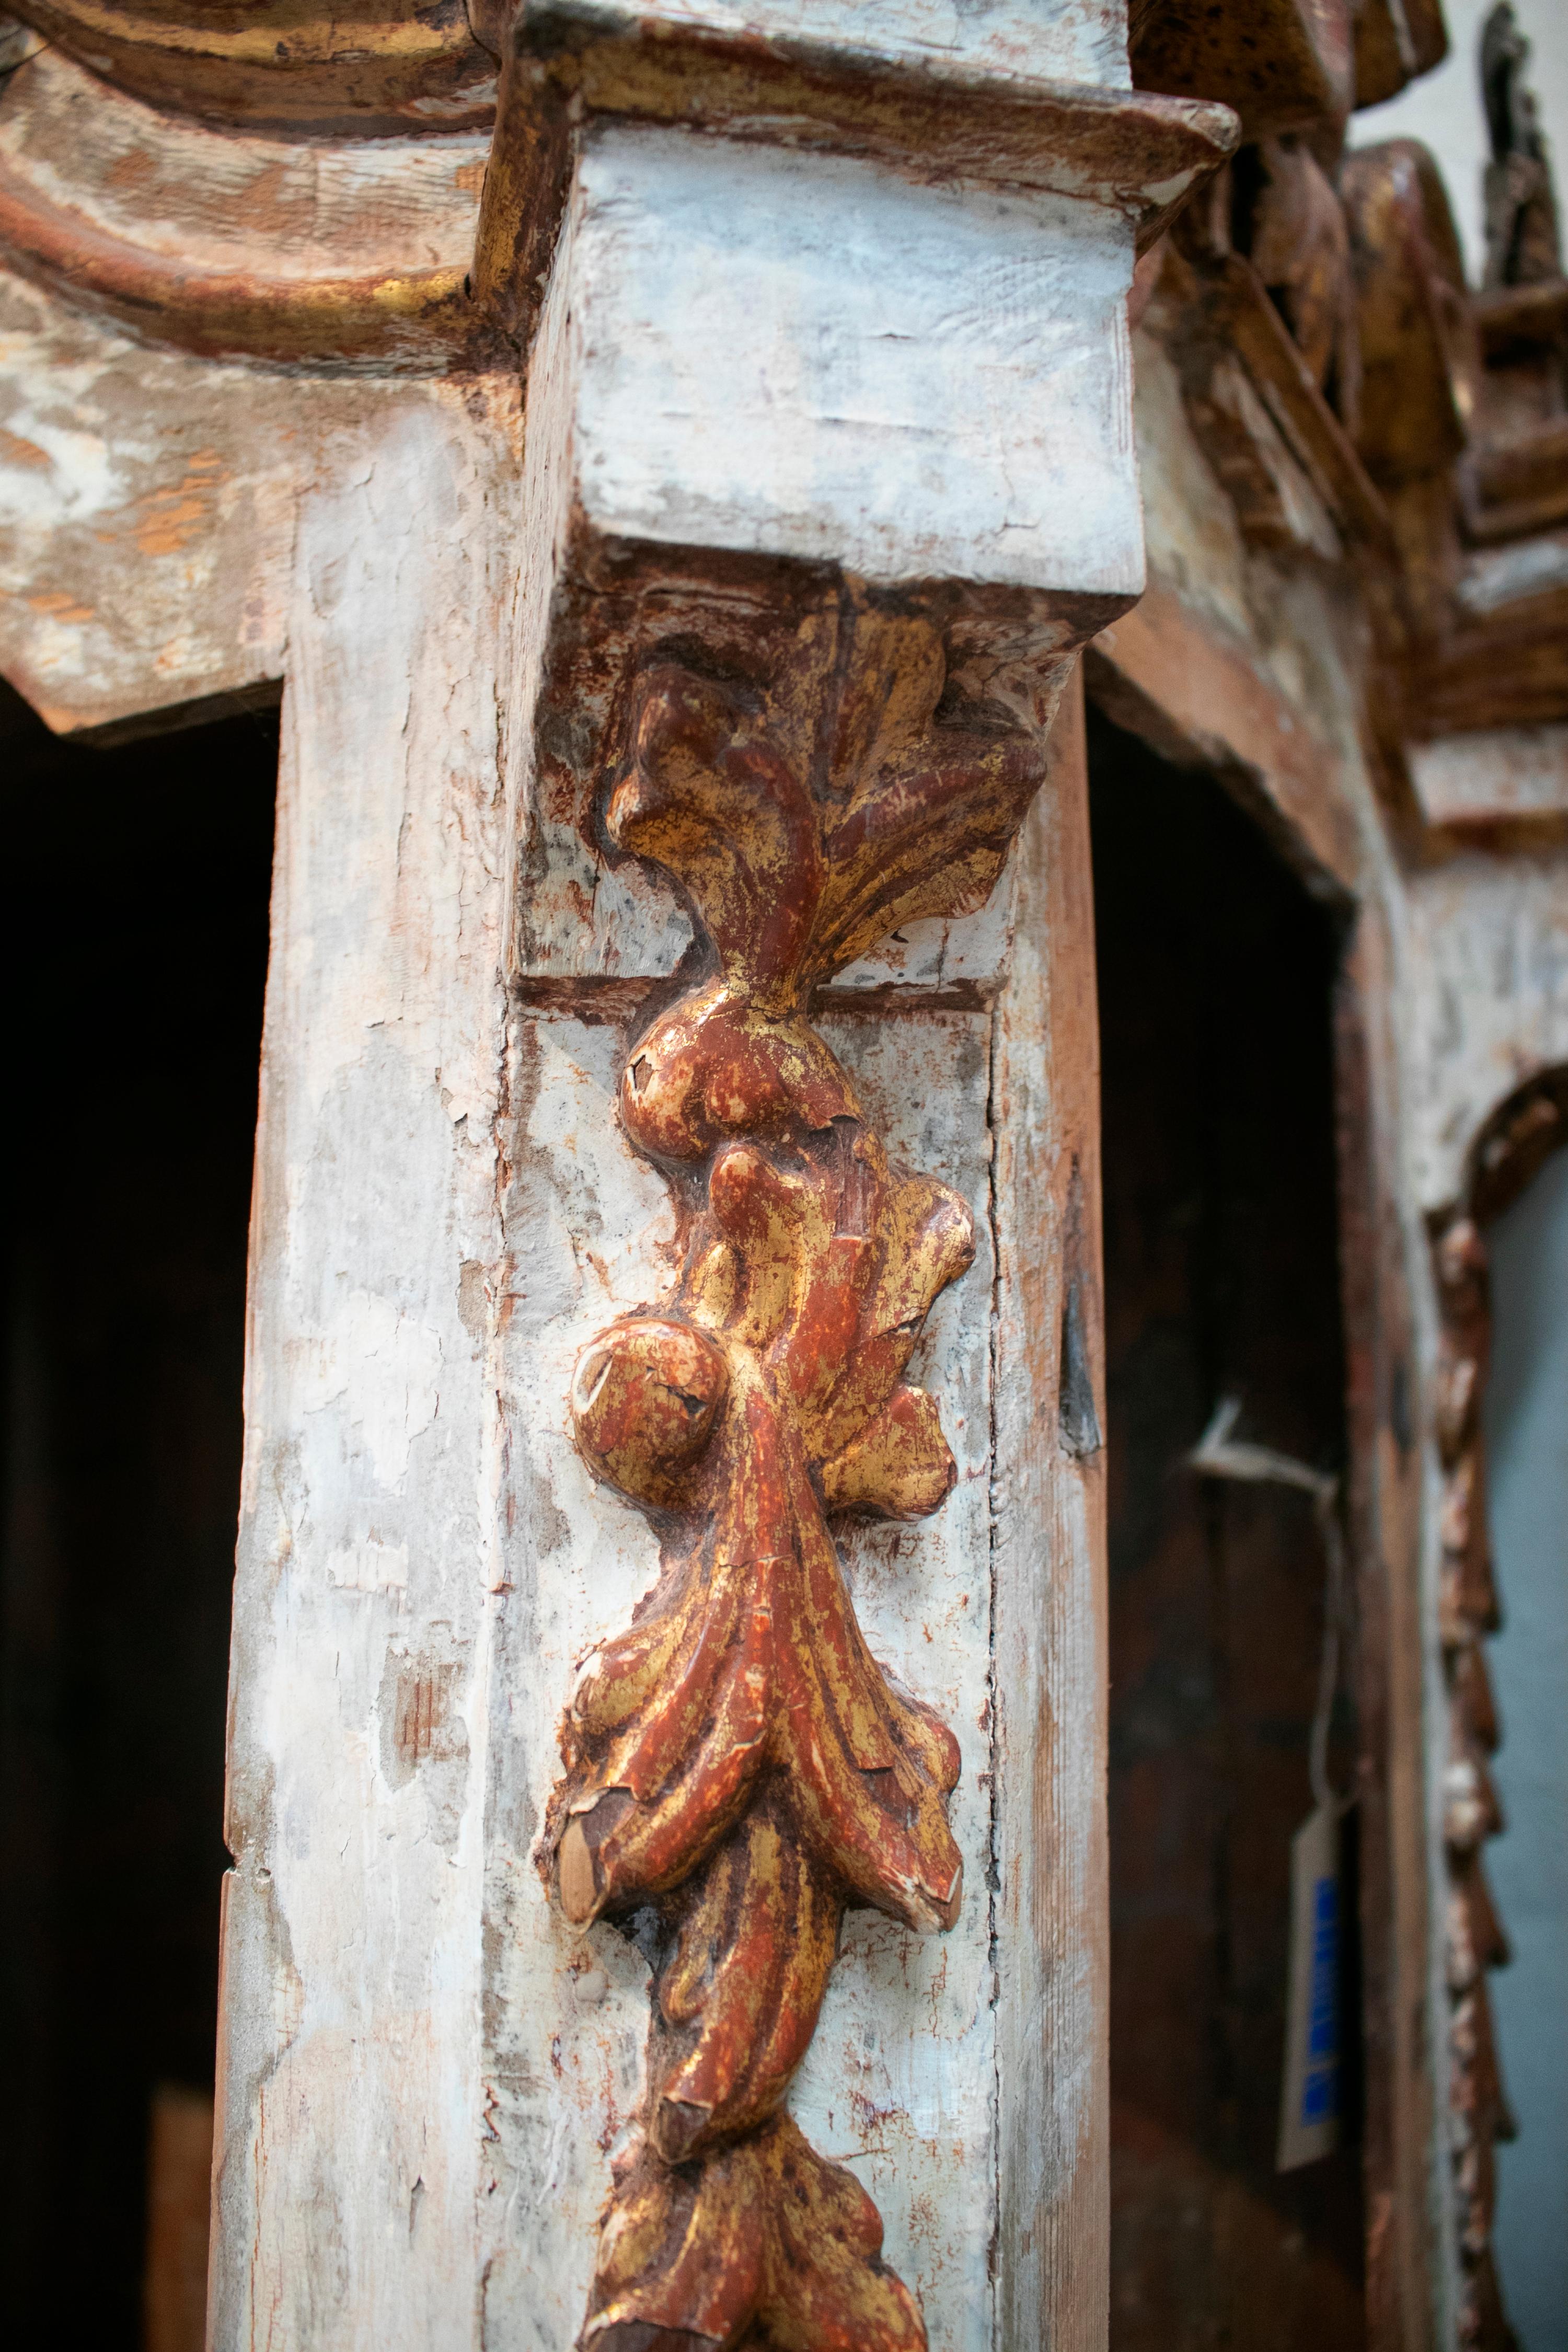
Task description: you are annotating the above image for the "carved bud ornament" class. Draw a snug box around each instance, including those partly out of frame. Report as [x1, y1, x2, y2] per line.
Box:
[544, 597, 1055, 2349]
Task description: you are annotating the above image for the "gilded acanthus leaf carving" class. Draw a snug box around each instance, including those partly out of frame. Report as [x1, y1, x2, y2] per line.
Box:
[544, 593, 1053, 2349]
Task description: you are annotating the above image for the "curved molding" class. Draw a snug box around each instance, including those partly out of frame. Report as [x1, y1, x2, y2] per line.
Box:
[545, 592, 1066, 2347]
[5, 1, 498, 130]
[0, 49, 491, 369]
[1429, 1068, 1568, 2352]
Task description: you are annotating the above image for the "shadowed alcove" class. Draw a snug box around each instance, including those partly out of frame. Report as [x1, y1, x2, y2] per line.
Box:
[1089, 702, 1365, 2350]
[0, 682, 276, 2348]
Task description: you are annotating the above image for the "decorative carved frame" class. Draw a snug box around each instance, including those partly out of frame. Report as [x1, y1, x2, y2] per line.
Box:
[1429, 1065, 1568, 2352]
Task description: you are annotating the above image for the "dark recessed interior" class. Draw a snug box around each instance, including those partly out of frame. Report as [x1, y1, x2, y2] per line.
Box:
[1090, 703, 1365, 2351]
[0, 681, 276, 2347]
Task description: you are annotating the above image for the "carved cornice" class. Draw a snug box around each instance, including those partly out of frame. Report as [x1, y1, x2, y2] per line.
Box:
[0, 5, 1234, 377]
[507, 4, 1237, 246]
[469, 5, 1237, 350]
[543, 591, 1065, 2348]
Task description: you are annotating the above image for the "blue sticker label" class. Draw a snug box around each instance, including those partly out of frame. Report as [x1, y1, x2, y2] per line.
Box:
[1300, 1871, 1339, 2125]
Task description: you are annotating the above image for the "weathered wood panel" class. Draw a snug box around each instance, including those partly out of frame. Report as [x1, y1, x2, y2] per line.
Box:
[519, 0, 1132, 88]
[214, 381, 525, 2352]
[0, 273, 294, 734]
[562, 126, 1143, 596]
[993, 675, 1110, 2352]
[1410, 727, 1568, 829]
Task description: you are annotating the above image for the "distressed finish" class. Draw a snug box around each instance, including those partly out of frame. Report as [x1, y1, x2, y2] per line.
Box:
[33, 4, 1568, 2350]
[213, 378, 525, 2352]
[2, 0, 500, 127]
[541, 599, 1066, 2345]
[0, 0, 1177, 2336]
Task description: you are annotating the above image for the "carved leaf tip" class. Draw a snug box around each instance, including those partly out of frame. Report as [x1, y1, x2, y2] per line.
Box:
[582, 2113, 928, 2352]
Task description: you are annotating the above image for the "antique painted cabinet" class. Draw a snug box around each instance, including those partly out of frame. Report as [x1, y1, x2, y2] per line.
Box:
[1, 4, 1565, 2350]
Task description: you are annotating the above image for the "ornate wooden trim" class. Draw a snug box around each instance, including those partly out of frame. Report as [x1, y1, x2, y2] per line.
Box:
[3, 1, 499, 129]
[1430, 1068, 1568, 2351]
[0, 46, 498, 370]
[512, 7, 1237, 251]
[542, 592, 1064, 2348]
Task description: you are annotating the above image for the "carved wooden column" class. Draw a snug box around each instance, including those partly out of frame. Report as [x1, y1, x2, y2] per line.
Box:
[0, 5, 1232, 2346]
[469, 14, 1231, 2348]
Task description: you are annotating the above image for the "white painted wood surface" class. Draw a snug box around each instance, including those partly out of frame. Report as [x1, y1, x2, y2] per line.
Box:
[214, 382, 524, 2352]
[0, 49, 487, 291]
[523, 0, 1131, 88]
[0, 13, 1149, 2342]
[1410, 726, 1568, 828]
[1405, 848, 1568, 1212]
[0, 272, 294, 732]
[565, 126, 1142, 596]
[991, 682, 1108, 2352]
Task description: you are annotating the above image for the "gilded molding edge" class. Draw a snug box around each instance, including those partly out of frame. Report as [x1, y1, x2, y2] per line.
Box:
[541, 589, 1067, 2348]
[1428, 1074, 1568, 2351]
[1431, 1215, 1515, 2352]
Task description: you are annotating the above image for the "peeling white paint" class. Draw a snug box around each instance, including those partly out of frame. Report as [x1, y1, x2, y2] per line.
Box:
[296, 1292, 444, 1490]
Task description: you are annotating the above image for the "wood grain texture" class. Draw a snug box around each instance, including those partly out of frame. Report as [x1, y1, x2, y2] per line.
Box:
[520, 0, 1133, 89]
[4, 0, 499, 129]
[212, 379, 525, 2352]
[1131, 0, 1351, 141]
[561, 125, 1145, 596]
[992, 670, 1109, 2352]
[0, 48, 493, 368]
[1086, 576, 1366, 896]
[510, 3, 1237, 253]
[0, 271, 296, 735]
[1336, 914, 1442, 2352]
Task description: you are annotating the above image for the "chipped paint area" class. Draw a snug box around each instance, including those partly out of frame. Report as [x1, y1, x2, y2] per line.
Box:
[512, 780, 1022, 991]
[481, 1013, 681, 2348]
[295, 1289, 443, 1491]
[0, 270, 466, 735]
[0, 273, 294, 729]
[1407, 846, 1568, 1210]
[797, 1008, 999, 2349]
[1410, 725, 1568, 828]
[215, 385, 525, 2352]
